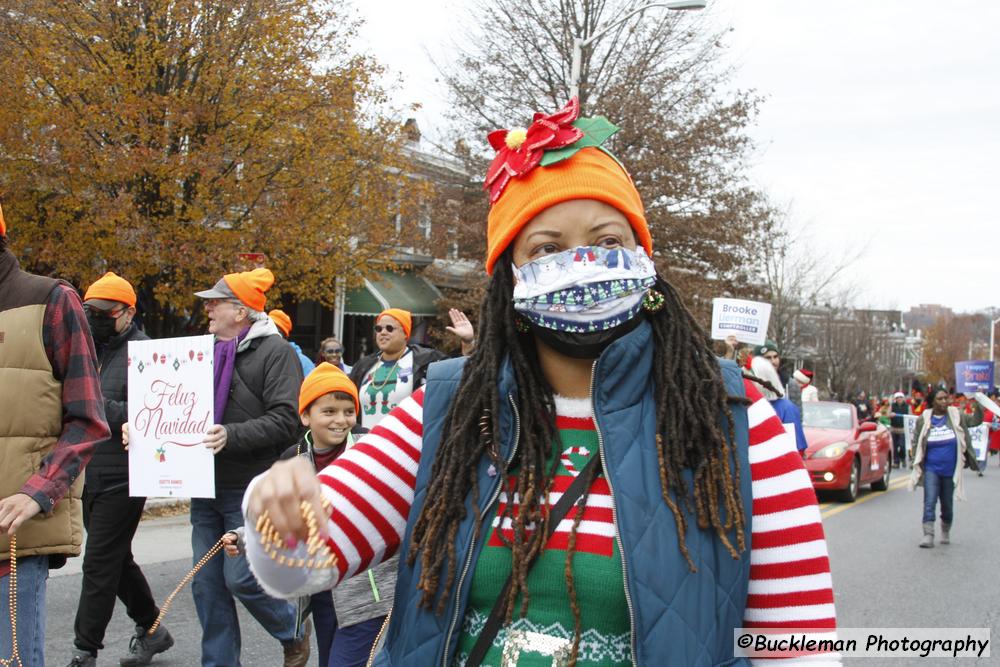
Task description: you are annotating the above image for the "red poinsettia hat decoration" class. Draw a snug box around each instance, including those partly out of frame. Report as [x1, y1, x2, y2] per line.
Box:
[484, 97, 584, 203]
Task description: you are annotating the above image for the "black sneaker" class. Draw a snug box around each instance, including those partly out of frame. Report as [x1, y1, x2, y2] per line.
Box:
[67, 649, 97, 667]
[120, 624, 174, 666]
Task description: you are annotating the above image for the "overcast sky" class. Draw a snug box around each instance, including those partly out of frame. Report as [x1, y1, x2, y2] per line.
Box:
[355, 1, 999, 314]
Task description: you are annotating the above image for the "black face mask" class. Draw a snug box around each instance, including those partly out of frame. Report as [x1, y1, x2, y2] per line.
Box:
[86, 312, 119, 344]
[528, 314, 644, 360]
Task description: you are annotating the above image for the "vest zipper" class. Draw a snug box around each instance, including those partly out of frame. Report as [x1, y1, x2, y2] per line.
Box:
[440, 392, 521, 667]
[590, 362, 639, 666]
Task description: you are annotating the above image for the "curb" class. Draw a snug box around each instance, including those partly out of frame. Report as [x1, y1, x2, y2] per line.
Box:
[142, 497, 191, 518]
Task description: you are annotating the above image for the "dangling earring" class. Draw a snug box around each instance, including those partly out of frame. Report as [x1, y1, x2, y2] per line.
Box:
[514, 315, 531, 333]
[641, 289, 665, 313]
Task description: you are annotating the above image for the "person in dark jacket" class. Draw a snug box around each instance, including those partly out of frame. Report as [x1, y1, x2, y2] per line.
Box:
[67, 273, 173, 667]
[889, 392, 910, 468]
[348, 308, 448, 430]
[191, 268, 309, 667]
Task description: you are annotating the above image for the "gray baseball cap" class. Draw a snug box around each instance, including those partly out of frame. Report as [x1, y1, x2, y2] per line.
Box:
[194, 277, 238, 300]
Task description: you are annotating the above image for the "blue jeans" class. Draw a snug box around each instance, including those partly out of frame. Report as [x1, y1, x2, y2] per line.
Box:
[329, 615, 386, 667]
[922, 469, 955, 525]
[309, 590, 336, 667]
[191, 489, 299, 667]
[0, 555, 48, 666]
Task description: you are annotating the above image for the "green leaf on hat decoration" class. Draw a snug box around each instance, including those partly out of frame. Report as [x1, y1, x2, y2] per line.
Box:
[539, 116, 620, 167]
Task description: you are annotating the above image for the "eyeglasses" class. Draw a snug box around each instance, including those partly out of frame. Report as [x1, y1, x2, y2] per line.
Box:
[324, 347, 344, 355]
[204, 298, 243, 309]
[84, 305, 126, 319]
[373, 324, 397, 334]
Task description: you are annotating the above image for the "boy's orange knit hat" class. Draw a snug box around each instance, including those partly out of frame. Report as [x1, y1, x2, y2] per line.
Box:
[84, 271, 137, 308]
[0, 203, 6, 236]
[268, 309, 292, 336]
[483, 97, 651, 274]
[299, 362, 359, 414]
[377, 308, 412, 338]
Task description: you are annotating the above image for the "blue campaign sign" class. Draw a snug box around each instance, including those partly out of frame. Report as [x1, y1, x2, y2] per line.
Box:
[955, 360, 994, 394]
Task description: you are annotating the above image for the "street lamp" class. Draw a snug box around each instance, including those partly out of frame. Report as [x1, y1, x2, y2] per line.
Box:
[990, 316, 1000, 363]
[568, 1, 706, 102]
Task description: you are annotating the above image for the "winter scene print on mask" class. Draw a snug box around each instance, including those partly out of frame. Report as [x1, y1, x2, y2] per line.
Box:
[512, 246, 656, 333]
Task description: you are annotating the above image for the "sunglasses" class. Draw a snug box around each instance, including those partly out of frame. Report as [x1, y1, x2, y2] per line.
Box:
[373, 324, 398, 334]
[324, 347, 344, 355]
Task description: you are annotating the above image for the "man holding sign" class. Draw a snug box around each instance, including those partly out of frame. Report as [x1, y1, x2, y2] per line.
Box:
[190, 268, 308, 667]
[68, 273, 174, 667]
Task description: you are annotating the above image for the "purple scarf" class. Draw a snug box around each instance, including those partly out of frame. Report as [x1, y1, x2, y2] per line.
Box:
[214, 328, 250, 421]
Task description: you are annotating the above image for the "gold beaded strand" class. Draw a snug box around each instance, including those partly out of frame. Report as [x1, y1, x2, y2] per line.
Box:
[147, 497, 336, 637]
[1, 534, 23, 667]
[255, 498, 338, 571]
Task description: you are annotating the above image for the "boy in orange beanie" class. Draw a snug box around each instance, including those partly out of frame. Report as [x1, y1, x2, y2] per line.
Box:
[225, 364, 390, 666]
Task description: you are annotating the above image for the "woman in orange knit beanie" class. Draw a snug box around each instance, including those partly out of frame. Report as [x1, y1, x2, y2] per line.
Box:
[245, 98, 836, 666]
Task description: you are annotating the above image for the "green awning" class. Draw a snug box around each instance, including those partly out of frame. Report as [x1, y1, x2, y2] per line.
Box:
[344, 270, 442, 316]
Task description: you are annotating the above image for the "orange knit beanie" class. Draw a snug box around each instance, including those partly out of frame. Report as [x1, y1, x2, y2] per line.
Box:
[299, 362, 359, 414]
[377, 308, 412, 338]
[223, 268, 274, 311]
[268, 309, 292, 336]
[0, 203, 6, 237]
[84, 272, 137, 307]
[482, 98, 651, 274]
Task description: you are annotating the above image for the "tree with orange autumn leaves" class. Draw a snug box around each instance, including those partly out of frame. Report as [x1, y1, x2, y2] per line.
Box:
[921, 312, 992, 388]
[435, 0, 774, 321]
[0, 0, 421, 335]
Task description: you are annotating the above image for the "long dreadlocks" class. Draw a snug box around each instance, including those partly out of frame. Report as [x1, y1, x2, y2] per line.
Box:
[406, 256, 747, 664]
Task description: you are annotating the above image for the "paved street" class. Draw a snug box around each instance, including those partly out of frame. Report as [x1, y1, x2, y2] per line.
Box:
[45, 514, 283, 666]
[819, 462, 1000, 666]
[38, 461, 1000, 666]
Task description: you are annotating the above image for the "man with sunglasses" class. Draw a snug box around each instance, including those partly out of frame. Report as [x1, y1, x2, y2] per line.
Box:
[0, 206, 110, 666]
[69, 273, 174, 667]
[349, 308, 449, 430]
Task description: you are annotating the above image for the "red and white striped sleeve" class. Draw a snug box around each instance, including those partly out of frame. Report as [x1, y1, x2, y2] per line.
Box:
[243, 388, 426, 599]
[315, 387, 426, 583]
[743, 379, 837, 631]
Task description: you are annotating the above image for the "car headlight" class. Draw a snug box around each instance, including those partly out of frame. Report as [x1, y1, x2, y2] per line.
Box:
[812, 442, 849, 459]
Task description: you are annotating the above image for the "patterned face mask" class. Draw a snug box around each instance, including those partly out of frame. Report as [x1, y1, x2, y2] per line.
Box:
[512, 246, 656, 333]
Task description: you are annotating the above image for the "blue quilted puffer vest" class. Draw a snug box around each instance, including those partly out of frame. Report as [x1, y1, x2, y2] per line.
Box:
[373, 320, 752, 666]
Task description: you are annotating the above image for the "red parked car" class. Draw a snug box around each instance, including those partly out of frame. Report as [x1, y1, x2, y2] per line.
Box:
[802, 401, 892, 502]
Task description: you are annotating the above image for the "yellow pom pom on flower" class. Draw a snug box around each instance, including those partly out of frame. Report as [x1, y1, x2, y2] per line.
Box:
[505, 128, 528, 150]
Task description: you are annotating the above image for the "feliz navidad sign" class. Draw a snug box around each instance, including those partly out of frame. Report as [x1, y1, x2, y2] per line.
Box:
[127, 335, 216, 498]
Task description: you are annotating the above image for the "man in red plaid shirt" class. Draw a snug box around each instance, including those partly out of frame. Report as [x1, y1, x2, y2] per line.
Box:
[0, 205, 110, 666]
